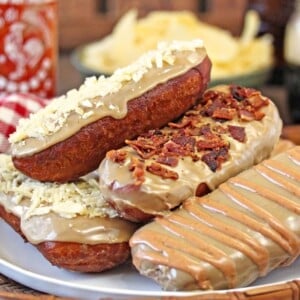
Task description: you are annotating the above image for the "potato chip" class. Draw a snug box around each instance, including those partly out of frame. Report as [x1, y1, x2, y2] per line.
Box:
[81, 9, 274, 80]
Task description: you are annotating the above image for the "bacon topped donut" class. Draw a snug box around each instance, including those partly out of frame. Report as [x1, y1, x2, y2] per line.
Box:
[9, 39, 211, 182]
[98, 85, 282, 222]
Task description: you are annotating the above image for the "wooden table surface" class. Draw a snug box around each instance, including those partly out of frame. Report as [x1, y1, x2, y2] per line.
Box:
[1, 52, 300, 300]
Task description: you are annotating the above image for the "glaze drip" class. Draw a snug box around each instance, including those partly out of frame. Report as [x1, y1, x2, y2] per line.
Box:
[130, 147, 300, 290]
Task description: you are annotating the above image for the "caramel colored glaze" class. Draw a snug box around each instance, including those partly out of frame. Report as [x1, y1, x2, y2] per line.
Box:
[21, 213, 137, 245]
[219, 184, 299, 258]
[0, 154, 138, 246]
[0, 194, 137, 245]
[0, 205, 133, 272]
[99, 85, 282, 221]
[12, 57, 211, 183]
[12, 49, 208, 158]
[130, 147, 300, 291]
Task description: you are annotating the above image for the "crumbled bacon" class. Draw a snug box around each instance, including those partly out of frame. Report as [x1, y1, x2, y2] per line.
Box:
[214, 124, 228, 134]
[231, 85, 255, 101]
[202, 147, 229, 172]
[184, 126, 203, 137]
[212, 107, 236, 120]
[146, 162, 179, 180]
[202, 90, 223, 104]
[156, 155, 179, 167]
[197, 137, 228, 151]
[239, 109, 256, 121]
[172, 135, 196, 151]
[247, 94, 269, 108]
[126, 133, 168, 159]
[199, 124, 214, 137]
[122, 85, 269, 179]
[129, 157, 145, 185]
[106, 150, 127, 163]
[162, 140, 191, 157]
[228, 125, 246, 142]
[202, 151, 218, 172]
[202, 97, 226, 117]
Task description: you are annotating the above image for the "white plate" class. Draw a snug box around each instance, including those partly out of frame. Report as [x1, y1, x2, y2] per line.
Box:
[0, 219, 299, 300]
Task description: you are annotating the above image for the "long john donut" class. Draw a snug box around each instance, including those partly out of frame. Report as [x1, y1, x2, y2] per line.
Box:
[0, 154, 137, 272]
[98, 85, 282, 222]
[9, 40, 211, 182]
[130, 146, 300, 291]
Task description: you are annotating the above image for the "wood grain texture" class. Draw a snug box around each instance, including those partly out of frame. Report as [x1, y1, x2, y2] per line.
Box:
[0, 274, 299, 300]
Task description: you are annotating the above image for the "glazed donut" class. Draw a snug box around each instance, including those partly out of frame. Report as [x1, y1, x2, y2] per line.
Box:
[130, 146, 300, 290]
[9, 40, 211, 182]
[98, 85, 282, 222]
[0, 154, 137, 272]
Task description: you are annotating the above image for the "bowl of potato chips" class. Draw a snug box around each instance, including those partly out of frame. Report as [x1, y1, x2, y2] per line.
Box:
[72, 9, 274, 87]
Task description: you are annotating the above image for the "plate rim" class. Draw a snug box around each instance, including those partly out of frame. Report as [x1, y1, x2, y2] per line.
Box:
[0, 220, 300, 299]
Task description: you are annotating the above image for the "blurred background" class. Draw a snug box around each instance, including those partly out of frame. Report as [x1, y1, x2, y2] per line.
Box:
[56, 0, 299, 125]
[58, 0, 248, 93]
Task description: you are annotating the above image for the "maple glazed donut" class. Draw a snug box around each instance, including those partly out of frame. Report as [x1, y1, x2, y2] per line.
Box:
[130, 146, 300, 291]
[9, 39, 211, 182]
[98, 85, 282, 222]
[0, 154, 137, 272]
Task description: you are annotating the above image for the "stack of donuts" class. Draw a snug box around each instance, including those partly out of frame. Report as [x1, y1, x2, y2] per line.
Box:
[1, 39, 299, 291]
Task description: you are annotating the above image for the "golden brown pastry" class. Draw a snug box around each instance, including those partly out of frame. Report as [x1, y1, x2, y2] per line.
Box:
[130, 146, 300, 291]
[0, 154, 137, 272]
[9, 40, 211, 182]
[98, 85, 282, 222]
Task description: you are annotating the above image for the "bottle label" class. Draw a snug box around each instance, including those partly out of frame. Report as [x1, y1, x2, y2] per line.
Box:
[0, 1, 57, 98]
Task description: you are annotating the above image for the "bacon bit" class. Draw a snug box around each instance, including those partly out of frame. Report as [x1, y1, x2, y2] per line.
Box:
[156, 155, 179, 167]
[212, 107, 236, 120]
[161, 140, 186, 157]
[239, 109, 256, 121]
[184, 126, 203, 136]
[247, 94, 269, 108]
[129, 157, 145, 185]
[106, 150, 127, 164]
[199, 124, 213, 137]
[214, 124, 228, 134]
[230, 85, 255, 101]
[202, 90, 223, 104]
[126, 138, 156, 159]
[197, 137, 228, 151]
[202, 151, 219, 172]
[126, 134, 168, 159]
[228, 125, 246, 142]
[122, 86, 269, 174]
[172, 135, 196, 151]
[202, 147, 229, 172]
[202, 98, 226, 117]
[217, 147, 230, 164]
[146, 162, 179, 180]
